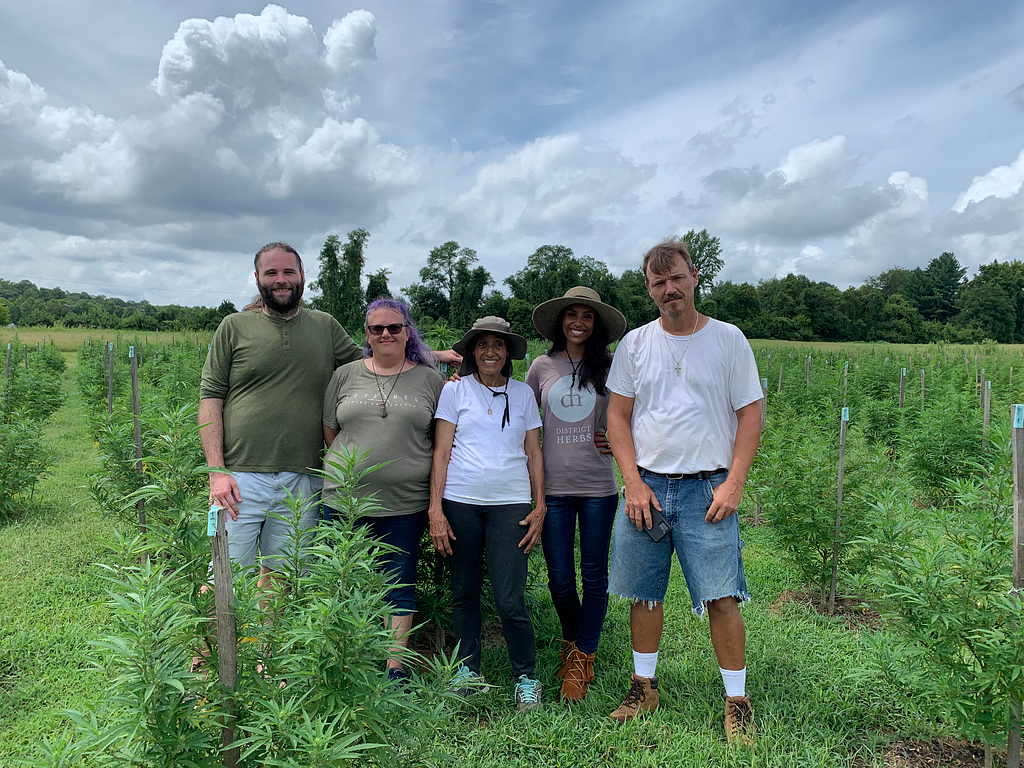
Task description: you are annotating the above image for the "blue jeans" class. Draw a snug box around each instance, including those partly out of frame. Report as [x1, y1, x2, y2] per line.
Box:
[608, 470, 750, 617]
[323, 507, 427, 616]
[540, 494, 618, 654]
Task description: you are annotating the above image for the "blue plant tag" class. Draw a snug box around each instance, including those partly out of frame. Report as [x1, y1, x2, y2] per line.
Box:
[207, 505, 220, 537]
[762, 378, 768, 389]
[1015, 405, 1024, 429]
[902, 368, 906, 376]
[842, 407, 849, 422]
[129, 346, 135, 359]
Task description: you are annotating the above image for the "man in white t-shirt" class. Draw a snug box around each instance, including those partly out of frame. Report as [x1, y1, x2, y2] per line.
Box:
[605, 236, 763, 745]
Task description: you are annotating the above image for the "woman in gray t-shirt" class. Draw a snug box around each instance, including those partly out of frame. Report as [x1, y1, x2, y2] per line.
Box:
[322, 298, 445, 685]
[526, 287, 627, 703]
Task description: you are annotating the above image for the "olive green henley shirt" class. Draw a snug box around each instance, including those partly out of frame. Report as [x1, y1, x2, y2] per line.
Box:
[200, 308, 362, 475]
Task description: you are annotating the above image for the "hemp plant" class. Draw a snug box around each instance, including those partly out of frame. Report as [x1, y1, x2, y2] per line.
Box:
[861, 445, 1024, 763]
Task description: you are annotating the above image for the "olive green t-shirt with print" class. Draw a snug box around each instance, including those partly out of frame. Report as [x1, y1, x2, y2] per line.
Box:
[200, 308, 362, 474]
[322, 361, 446, 516]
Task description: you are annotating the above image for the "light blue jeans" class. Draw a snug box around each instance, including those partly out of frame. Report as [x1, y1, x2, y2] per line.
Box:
[225, 471, 322, 571]
[608, 469, 750, 617]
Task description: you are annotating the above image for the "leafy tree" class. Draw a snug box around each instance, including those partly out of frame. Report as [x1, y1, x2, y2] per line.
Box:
[0, 300, 9, 326]
[505, 245, 618, 307]
[682, 229, 724, 304]
[309, 229, 369, 333]
[364, 267, 391, 303]
[615, 268, 658, 332]
[879, 293, 926, 343]
[957, 280, 1016, 342]
[404, 241, 492, 328]
[478, 290, 509, 319]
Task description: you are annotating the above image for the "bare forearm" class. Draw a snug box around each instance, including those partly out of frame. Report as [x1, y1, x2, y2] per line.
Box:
[607, 411, 641, 486]
[428, 452, 450, 516]
[198, 398, 226, 468]
[728, 403, 762, 486]
[527, 451, 545, 507]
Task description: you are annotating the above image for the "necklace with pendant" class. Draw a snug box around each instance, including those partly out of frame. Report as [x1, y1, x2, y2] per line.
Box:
[475, 373, 511, 429]
[372, 358, 404, 417]
[663, 312, 700, 377]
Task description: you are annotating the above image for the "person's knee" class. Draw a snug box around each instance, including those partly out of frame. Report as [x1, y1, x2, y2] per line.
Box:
[705, 596, 742, 621]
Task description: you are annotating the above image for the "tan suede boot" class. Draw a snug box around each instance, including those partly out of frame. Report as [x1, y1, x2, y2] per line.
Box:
[608, 674, 659, 723]
[555, 639, 577, 680]
[724, 694, 757, 745]
[559, 647, 595, 703]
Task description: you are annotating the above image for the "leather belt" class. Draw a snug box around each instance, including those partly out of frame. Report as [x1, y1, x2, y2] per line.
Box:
[638, 467, 727, 481]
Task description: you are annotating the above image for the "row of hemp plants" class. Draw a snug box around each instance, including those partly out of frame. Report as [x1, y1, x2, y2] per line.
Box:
[753, 343, 1024, 759]
[0, 339, 66, 523]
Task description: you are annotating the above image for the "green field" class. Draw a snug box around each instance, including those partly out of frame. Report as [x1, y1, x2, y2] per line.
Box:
[0, 335, 1019, 767]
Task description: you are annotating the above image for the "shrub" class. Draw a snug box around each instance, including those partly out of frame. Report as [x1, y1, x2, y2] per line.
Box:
[0, 414, 52, 522]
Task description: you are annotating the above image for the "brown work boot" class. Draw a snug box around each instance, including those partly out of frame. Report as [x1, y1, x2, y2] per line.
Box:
[555, 639, 577, 679]
[724, 694, 756, 745]
[559, 647, 595, 703]
[608, 674, 659, 723]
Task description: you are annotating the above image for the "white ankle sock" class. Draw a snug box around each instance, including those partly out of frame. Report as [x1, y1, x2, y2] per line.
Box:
[720, 667, 747, 697]
[633, 650, 659, 678]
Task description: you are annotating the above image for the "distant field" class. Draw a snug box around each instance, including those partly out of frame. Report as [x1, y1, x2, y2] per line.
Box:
[1, 327, 214, 354]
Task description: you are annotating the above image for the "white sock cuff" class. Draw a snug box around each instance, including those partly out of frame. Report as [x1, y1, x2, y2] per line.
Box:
[720, 666, 747, 698]
[633, 650, 659, 679]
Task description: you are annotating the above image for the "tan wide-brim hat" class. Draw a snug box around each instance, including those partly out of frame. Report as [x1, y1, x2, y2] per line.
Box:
[531, 286, 627, 342]
[453, 316, 529, 376]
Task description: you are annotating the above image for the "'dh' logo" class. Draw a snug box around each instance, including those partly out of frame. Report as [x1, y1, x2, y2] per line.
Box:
[550, 374, 595, 423]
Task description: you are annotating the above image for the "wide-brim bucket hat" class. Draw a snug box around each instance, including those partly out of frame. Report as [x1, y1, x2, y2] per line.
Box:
[453, 316, 529, 377]
[531, 286, 627, 342]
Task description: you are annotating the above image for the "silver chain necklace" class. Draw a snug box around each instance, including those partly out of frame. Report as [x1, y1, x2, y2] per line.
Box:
[662, 312, 700, 376]
[371, 358, 404, 418]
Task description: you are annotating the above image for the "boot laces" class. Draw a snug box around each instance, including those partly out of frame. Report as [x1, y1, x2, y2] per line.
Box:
[622, 677, 647, 707]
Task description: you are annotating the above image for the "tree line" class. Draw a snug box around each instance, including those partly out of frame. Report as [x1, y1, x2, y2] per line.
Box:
[309, 229, 1024, 344]
[4, 230, 1022, 343]
[0, 279, 237, 331]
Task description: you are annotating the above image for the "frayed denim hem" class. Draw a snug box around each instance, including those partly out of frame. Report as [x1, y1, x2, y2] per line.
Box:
[609, 592, 664, 610]
[692, 590, 752, 619]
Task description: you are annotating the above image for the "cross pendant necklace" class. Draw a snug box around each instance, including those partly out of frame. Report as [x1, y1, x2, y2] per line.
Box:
[664, 312, 700, 377]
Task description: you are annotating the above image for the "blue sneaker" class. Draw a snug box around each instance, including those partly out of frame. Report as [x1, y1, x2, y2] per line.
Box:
[387, 667, 411, 691]
[449, 663, 489, 697]
[514, 675, 542, 711]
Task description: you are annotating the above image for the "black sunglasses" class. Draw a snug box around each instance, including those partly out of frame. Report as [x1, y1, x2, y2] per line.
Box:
[366, 323, 407, 336]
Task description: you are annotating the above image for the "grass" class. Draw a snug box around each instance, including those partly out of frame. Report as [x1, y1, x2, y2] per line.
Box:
[0, 366, 111, 765]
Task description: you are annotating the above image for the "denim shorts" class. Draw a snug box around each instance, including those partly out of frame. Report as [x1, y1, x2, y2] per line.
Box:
[608, 469, 750, 617]
[225, 471, 322, 571]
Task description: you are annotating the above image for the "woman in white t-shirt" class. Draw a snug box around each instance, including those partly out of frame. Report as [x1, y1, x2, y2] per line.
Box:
[526, 286, 627, 703]
[428, 316, 545, 712]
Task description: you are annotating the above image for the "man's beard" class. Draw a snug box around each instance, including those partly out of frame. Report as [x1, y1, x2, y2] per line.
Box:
[259, 280, 304, 314]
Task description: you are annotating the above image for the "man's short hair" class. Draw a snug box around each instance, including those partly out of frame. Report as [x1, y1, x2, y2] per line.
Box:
[642, 236, 694, 282]
[254, 242, 303, 273]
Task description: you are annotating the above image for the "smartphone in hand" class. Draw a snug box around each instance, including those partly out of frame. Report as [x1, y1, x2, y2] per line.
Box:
[644, 505, 670, 542]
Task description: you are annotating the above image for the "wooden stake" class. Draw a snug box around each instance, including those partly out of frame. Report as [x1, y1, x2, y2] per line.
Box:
[980, 369, 986, 409]
[899, 368, 906, 410]
[1009, 404, 1024, 768]
[975, 354, 979, 387]
[777, 365, 783, 394]
[4, 343, 9, 383]
[212, 506, 240, 768]
[760, 378, 768, 430]
[24, 345, 28, 370]
[920, 368, 925, 412]
[982, 381, 991, 437]
[130, 347, 146, 559]
[107, 343, 114, 415]
[828, 407, 849, 615]
[843, 361, 849, 405]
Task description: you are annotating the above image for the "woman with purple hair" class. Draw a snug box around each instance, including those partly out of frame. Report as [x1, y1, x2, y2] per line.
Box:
[322, 297, 446, 683]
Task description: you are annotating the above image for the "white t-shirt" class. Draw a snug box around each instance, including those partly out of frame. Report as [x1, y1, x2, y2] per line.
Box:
[435, 375, 543, 505]
[606, 317, 762, 475]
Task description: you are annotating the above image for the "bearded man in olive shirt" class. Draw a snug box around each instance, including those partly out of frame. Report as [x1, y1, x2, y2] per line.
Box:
[198, 242, 362, 582]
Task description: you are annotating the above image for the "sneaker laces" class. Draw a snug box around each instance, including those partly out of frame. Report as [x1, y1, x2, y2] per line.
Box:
[726, 697, 753, 730]
[621, 676, 647, 708]
[516, 675, 541, 703]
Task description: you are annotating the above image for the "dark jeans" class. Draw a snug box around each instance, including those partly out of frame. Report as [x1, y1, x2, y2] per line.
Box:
[324, 506, 427, 616]
[540, 494, 618, 654]
[444, 499, 536, 679]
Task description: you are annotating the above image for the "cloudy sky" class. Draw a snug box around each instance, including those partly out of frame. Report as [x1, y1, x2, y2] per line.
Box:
[1, 0, 1021, 309]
